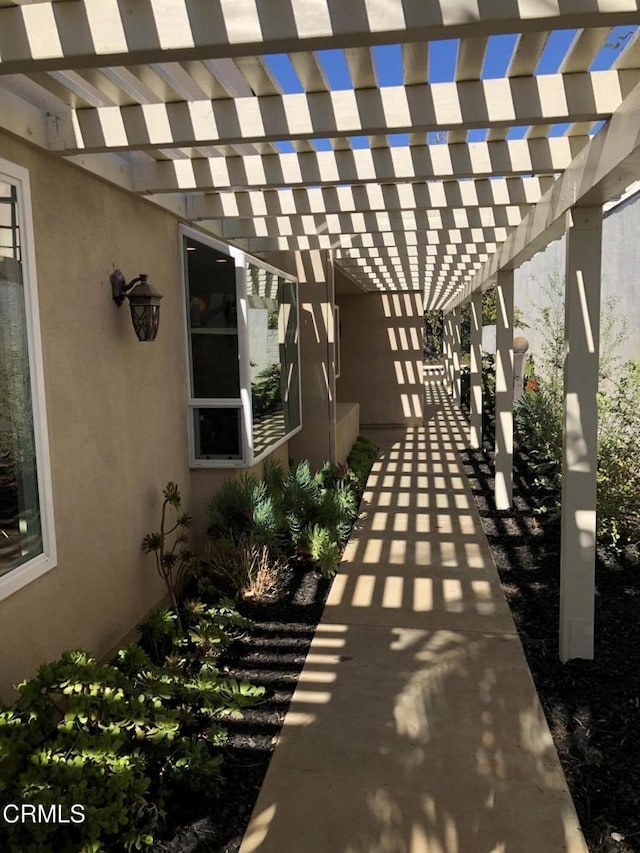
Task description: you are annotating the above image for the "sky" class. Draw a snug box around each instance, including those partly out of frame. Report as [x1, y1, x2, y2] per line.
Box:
[263, 26, 637, 154]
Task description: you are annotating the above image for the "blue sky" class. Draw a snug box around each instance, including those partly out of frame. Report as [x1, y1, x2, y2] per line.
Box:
[264, 27, 637, 153]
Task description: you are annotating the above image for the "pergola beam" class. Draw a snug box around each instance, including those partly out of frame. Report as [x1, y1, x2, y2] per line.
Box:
[0, 2, 638, 75]
[335, 254, 484, 286]
[203, 213, 509, 241]
[239, 233, 497, 252]
[338, 243, 487, 257]
[185, 177, 552, 218]
[197, 205, 528, 230]
[132, 138, 579, 193]
[53, 71, 636, 154]
[337, 259, 477, 273]
[334, 249, 482, 265]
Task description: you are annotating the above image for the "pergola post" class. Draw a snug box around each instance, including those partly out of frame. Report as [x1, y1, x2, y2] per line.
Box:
[452, 306, 462, 407]
[495, 270, 514, 510]
[442, 311, 452, 396]
[560, 207, 603, 663]
[469, 290, 483, 448]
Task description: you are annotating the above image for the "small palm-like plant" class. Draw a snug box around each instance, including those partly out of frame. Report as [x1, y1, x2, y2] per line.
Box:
[142, 482, 195, 630]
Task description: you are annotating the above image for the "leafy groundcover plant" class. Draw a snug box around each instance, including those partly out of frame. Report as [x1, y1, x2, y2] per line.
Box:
[0, 576, 263, 852]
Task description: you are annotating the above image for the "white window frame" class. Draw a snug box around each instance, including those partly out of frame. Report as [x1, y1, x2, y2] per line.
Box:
[0, 159, 56, 601]
[180, 224, 302, 468]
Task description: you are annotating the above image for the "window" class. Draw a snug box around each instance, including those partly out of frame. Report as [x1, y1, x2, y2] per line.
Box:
[0, 160, 55, 600]
[246, 262, 301, 457]
[182, 227, 301, 466]
[184, 235, 242, 461]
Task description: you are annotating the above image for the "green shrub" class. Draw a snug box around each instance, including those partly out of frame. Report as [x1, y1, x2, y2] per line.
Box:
[207, 475, 260, 537]
[0, 651, 166, 851]
[313, 482, 356, 546]
[306, 524, 342, 578]
[460, 353, 496, 416]
[423, 309, 443, 362]
[424, 295, 526, 364]
[207, 475, 284, 551]
[204, 446, 372, 587]
[262, 457, 286, 495]
[514, 384, 563, 471]
[346, 436, 379, 491]
[0, 598, 263, 851]
[139, 607, 178, 664]
[514, 276, 640, 557]
[281, 460, 360, 568]
[251, 363, 282, 417]
[516, 359, 640, 553]
[282, 461, 322, 532]
[597, 359, 640, 552]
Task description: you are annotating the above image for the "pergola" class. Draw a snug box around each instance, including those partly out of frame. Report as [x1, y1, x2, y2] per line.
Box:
[2, 0, 640, 661]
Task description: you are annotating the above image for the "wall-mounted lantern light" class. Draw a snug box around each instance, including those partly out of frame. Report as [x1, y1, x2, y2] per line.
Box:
[110, 270, 163, 342]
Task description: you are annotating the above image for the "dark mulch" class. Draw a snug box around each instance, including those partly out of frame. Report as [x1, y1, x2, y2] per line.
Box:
[153, 564, 332, 853]
[461, 437, 640, 853]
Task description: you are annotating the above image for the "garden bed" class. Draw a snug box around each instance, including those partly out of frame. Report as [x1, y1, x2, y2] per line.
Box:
[461, 441, 640, 853]
[0, 441, 380, 852]
[155, 565, 331, 852]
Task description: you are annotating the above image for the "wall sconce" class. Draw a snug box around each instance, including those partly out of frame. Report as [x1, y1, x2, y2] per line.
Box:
[110, 270, 163, 342]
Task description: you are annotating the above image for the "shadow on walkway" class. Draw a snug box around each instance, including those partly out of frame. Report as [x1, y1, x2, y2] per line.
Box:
[239, 379, 586, 853]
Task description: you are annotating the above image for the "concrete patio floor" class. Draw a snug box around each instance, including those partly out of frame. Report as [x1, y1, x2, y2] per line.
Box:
[240, 379, 587, 853]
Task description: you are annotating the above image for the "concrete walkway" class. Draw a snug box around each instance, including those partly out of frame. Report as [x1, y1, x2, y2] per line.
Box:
[240, 379, 587, 853]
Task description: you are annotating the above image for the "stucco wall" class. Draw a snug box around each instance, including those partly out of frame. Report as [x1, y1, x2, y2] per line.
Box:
[288, 279, 336, 468]
[337, 292, 424, 426]
[335, 402, 360, 466]
[0, 133, 192, 700]
[514, 193, 640, 364]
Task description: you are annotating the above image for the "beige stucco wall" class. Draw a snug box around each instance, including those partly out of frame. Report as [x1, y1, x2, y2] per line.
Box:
[288, 279, 336, 468]
[337, 291, 425, 426]
[335, 402, 360, 466]
[1, 135, 412, 699]
[0, 132, 192, 700]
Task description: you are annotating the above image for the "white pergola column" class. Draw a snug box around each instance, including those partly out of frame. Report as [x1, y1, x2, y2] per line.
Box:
[494, 271, 514, 510]
[442, 311, 452, 396]
[452, 306, 462, 406]
[560, 207, 603, 663]
[469, 290, 483, 447]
